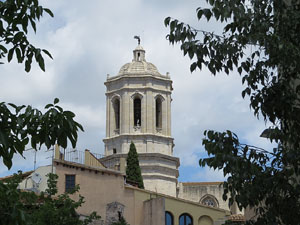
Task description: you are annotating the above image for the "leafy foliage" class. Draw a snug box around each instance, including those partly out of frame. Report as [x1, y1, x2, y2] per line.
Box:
[0, 2, 90, 224]
[165, 0, 300, 224]
[0, 172, 99, 225]
[0, 0, 54, 72]
[223, 220, 244, 225]
[0, 98, 84, 169]
[126, 142, 144, 189]
[111, 216, 130, 225]
[0, 172, 36, 225]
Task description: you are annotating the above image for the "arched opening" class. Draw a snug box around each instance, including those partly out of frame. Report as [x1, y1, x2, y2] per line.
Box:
[198, 216, 213, 225]
[200, 195, 218, 208]
[113, 98, 120, 130]
[134, 97, 141, 126]
[137, 52, 140, 61]
[156, 98, 162, 129]
[165, 211, 174, 225]
[179, 213, 193, 225]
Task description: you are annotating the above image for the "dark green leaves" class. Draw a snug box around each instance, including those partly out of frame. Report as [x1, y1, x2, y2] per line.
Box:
[166, 0, 300, 224]
[0, 172, 100, 225]
[126, 142, 144, 189]
[0, 0, 54, 71]
[0, 99, 84, 169]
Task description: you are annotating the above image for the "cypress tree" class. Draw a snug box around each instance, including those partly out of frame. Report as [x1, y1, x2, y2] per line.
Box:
[126, 142, 144, 189]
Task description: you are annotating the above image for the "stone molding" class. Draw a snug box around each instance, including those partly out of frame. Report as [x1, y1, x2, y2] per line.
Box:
[105, 74, 172, 83]
[140, 165, 179, 177]
[103, 133, 174, 142]
[142, 174, 178, 183]
[99, 153, 180, 167]
[105, 87, 172, 96]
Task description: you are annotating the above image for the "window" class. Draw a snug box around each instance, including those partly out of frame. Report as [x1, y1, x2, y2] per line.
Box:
[179, 213, 193, 225]
[156, 98, 162, 129]
[200, 195, 218, 208]
[65, 175, 75, 192]
[114, 98, 120, 130]
[134, 97, 141, 126]
[165, 211, 174, 225]
[113, 148, 117, 154]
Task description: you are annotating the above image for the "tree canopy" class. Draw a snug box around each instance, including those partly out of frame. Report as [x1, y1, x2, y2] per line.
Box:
[0, 0, 54, 72]
[126, 142, 144, 189]
[165, 0, 300, 224]
[0, 172, 99, 225]
[0, 0, 83, 169]
[0, 1, 94, 224]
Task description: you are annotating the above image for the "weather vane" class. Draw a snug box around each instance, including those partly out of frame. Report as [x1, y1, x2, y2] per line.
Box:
[134, 35, 141, 45]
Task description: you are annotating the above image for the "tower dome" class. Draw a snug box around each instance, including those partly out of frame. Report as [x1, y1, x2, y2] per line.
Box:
[117, 45, 161, 77]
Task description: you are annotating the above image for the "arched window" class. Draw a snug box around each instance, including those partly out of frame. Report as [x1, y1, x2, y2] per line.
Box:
[165, 211, 174, 225]
[156, 98, 162, 129]
[200, 195, 218, 208]
[134, 97, 141, 126]
[179, 213, 193, 225]
[113, 98, 120, 130]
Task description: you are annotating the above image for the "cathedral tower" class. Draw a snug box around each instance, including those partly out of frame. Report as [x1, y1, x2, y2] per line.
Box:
[100, 43, 179, 196]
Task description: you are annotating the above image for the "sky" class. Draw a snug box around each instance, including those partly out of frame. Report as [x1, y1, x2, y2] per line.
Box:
[0, 0, 273, 181]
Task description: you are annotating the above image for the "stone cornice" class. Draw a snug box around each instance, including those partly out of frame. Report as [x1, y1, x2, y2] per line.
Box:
[103, 133, 174, 142]
[140, 165, 179, 177]
[142, 174, 178, 183]
[105, 74, 172, 84]
[99, 153, 180, 167]
[105, 87, 172, 96]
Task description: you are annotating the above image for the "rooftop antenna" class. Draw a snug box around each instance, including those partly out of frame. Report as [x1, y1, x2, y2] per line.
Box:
[134, 35, 141, 45]
[46, 147, 54, 173]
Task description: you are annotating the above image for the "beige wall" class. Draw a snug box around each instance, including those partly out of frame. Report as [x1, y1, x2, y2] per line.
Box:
[178, 182, 243, 215]
[54, 159, 229, 225]
[19, 165, 53, 193]
[54, 160, 137, 225]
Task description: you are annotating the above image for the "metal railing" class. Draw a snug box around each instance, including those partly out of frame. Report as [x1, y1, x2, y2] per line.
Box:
[61, 148, 105, 165]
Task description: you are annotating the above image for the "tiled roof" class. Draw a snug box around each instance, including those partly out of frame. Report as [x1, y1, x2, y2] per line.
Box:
[0, 170, 33, 181]
[228, 214, 245, 222]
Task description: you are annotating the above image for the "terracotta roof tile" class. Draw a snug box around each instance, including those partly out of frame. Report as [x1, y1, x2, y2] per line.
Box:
[228, 214, 245, 222]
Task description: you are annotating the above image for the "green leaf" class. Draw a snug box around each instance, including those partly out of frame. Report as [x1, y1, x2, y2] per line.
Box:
[8, 48, 14, 62]
[164, 17, 171, 27]
[14, 32, 24, 42]
[45, 103, 53, 109]
[54, 98, 59, 104]
[190, 62, 197, 72]
[15, 48, 22, 63]
[25, 59, 31, 72]
[42, 49, 53, 59]
[44, 8, 54, 17]
[0, 45, 7, 53]
[37, 55, 45, 71]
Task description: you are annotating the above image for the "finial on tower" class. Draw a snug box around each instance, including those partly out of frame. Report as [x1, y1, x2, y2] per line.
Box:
[134, 35, 141, 45]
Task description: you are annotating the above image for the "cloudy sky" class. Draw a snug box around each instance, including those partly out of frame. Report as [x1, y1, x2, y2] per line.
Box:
[0, 0, 273, 181]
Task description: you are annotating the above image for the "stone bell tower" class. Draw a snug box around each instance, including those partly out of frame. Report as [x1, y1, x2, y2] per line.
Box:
[100, 41, 179, 196]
